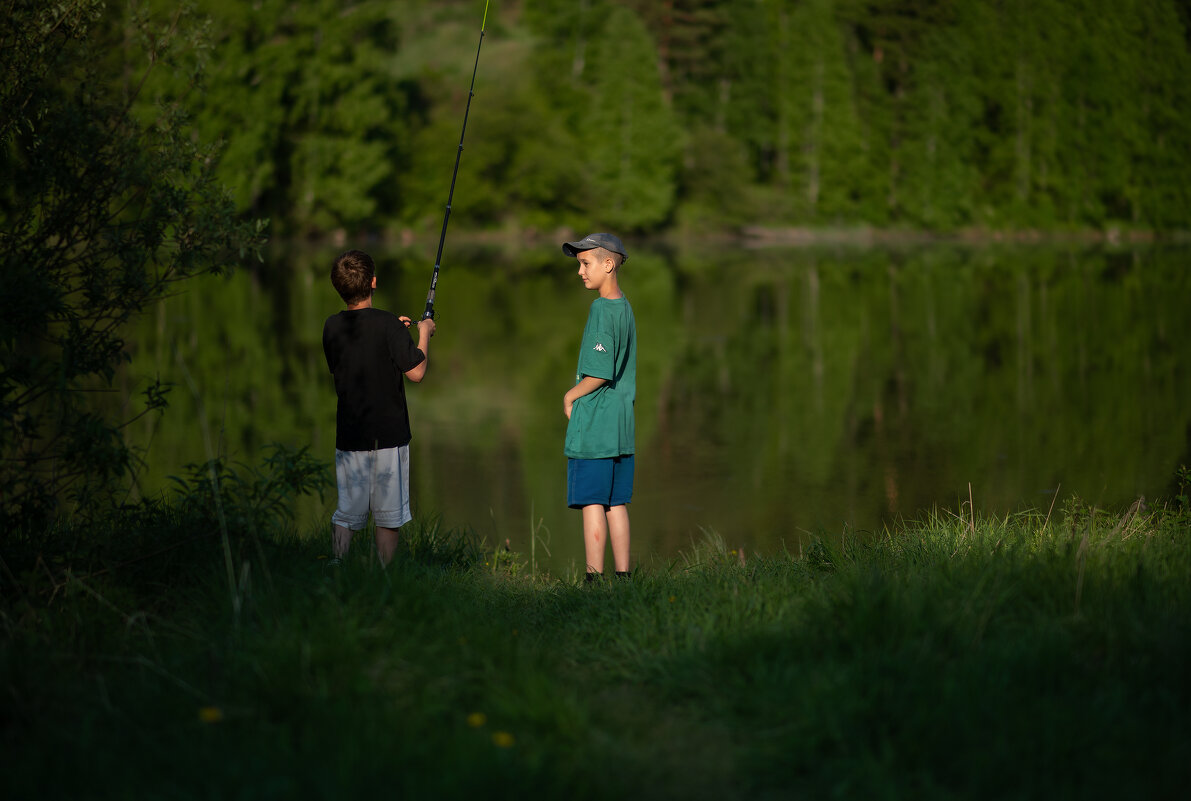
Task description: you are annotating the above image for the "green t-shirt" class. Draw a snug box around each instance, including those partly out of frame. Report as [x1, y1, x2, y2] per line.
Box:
[565, 296, 637, 459]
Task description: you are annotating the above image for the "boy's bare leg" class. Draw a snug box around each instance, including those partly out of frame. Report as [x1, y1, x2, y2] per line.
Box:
[607, 504, 631, 572]
[375, 526, 399, 567]
[332, 524, 354, 559]
[582, 504, 608, 574]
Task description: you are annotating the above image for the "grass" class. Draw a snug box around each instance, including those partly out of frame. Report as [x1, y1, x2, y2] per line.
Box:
[2, 493, 1190, 799]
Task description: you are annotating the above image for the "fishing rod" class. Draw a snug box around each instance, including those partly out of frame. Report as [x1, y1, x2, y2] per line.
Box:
[421, 0, 489, 322]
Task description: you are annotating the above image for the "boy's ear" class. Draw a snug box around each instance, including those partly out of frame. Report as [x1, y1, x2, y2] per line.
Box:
[371, 276, 377, 289]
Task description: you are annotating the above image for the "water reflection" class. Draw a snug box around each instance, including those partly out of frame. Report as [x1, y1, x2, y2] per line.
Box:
[122, 243, 1191, 573]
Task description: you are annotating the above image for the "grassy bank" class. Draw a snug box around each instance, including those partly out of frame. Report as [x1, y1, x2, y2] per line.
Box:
[3, 494, 1189, 799]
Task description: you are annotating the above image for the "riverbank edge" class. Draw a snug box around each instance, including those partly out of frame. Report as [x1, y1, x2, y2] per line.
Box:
[297, 223, 1191, 253]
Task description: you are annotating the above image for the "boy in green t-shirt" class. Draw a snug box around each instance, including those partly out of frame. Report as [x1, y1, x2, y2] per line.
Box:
[561, 233, 637, 582]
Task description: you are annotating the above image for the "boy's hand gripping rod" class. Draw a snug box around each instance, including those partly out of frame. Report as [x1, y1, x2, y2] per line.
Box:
[421, 0, 489, 322]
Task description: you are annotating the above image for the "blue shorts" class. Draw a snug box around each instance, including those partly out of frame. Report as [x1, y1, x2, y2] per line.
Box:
[567, 455, 634, 509]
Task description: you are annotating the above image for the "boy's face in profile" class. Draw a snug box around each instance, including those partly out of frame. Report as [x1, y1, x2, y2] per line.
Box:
[576, 248, 614, 292]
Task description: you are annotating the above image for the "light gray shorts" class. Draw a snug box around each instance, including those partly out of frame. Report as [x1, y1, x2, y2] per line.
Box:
[331, 445, 412, 531]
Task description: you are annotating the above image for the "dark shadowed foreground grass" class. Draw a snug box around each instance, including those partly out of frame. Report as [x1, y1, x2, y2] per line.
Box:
[3, 497, 1189, 799]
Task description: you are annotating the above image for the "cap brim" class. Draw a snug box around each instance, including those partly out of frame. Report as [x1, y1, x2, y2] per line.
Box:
[562, 240, 596, 257]
[562, 238, 627, 261]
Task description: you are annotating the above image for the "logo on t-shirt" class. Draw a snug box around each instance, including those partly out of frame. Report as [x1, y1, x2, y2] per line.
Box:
[593, 342, 607, 353]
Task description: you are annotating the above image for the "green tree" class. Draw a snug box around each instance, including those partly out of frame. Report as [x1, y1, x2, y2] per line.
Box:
[188, 0, 412, 236]
[522, 0, 611, 93]
[579, 6, 682, 230]
[835, 0, 961, 223]
[624, 0, 730, 119]
[715, 0, 782, 187]
[781, 0, 871, 222]
[399, 61, 582, 231]
[1131, 0, 1191, 227]
[893, 2, 985, 228]
[675, 126, 756, 228]
[0, 1, 262, 526]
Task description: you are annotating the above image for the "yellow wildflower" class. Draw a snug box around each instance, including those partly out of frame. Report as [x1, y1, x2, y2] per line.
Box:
[492, 731, 515, 748]
[198, 706, 224, 724]
[467, 712, 487, 728]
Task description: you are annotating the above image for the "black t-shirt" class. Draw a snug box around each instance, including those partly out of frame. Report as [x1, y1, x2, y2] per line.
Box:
[322, 308, 426, 451]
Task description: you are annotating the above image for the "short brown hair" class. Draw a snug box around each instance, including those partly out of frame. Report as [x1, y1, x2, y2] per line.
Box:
[331, 250, 375, 305]
[593, 246, 624, 269]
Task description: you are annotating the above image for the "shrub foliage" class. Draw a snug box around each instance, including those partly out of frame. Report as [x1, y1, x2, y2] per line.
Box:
[0, 1, 264, 527]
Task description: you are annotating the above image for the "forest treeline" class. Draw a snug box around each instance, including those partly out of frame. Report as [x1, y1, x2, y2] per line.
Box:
[176, 0, 1191, 236]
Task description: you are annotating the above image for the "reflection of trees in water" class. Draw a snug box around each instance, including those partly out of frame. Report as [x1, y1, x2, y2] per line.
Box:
[661, 245, 1190, 545]
[122, 244, 1191, 565]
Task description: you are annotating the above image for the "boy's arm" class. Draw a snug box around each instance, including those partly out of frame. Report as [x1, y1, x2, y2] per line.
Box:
[564, 375, 607, 419]
[402, 317, 435, 383]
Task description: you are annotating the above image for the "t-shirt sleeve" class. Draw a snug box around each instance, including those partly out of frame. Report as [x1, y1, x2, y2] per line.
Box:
[322, 318, 337, 374]
[387, 317, 426, 374]
[576, 307, 615, 381]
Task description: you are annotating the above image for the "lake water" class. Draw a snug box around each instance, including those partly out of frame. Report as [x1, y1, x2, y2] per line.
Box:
[121, 241, 1191, 574]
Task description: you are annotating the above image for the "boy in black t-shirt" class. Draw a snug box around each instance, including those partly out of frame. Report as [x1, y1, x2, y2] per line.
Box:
[322, 250, 436, 566]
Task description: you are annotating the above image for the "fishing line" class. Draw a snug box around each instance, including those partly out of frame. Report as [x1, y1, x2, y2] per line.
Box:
[422, 0, 490, 322]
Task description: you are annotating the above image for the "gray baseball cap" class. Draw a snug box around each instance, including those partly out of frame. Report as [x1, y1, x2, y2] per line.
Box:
[562, 232, 628, 263]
